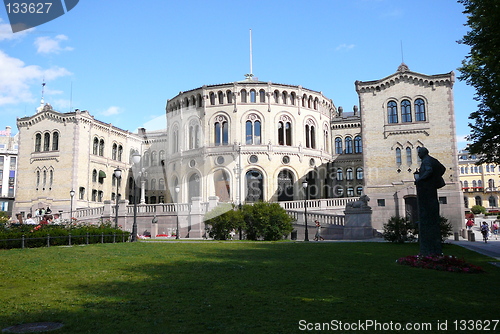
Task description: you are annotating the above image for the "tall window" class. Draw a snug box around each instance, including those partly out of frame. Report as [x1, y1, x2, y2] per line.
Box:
[278, 116, 292, 146]
[189, 121, 200, 149]
[173, 127, 179, 153]
[406, 147, 412, 165]
[93, 138, 99, 155]
[282, 91, 288, 104]
[214, 116, 229, 146]
[52, 132, 59, 150]
[323, 125, 329, 152]
[396, 147, 402, 165]
[356, 167, 363, 180]
[354, 135, 362, 153]
[250, 90, 256, 103]
[99, 139, 105, 156]
[336, 168, 343, 181]
[209, 92, 216, 105]
[218, 91, 224, 104]
[415, 98, 426, 121]
[227, 90, 233, 103]
[43, 133, 50, 151]
[345, 137, 353, 154]
[241, 89, 247, 103]
[35, 134, 42, 152]
[245, 115, 261, 145]
[346, 168, 353, 180]
[335, 137, 342, 154]
[112, 143, 117, 160]
[274, 90, 279, 103]
[118, 145, 123, 161]
[245, 170, 263, 202]
[259, 89, 266, 103]
[387, 100, 398, 123]
[305, 121, 316, 149]
[401, 99, 412, 122]
[290, 92, 296, 105]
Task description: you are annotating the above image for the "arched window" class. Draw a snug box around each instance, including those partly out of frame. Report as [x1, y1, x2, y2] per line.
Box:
[489, 195, 497, 207]
[151, 179, 156, 191]
[472, 180, 477, 188]
[209, 92, 216, 105]
[356, 186, 363, 196]
[305, 121, 316, 149]
[401, 99, 412, 122]
[241, 89, 247, 103]
[406, 147, 412, 165]
[245, 170, 263, 202]
[143, 152, 150, 167]
[259, 89, 266, 103]
[356, 167, 363, 180]
[197, 93, 203, 108]
[302, 94, 307, 107]
[92, 169, 97, 183]
[347, 187, 355, 197]
[36, 170, 40, 188]
[118, 145, 123, 161]
[214, 115, 229, 146]
[336, 168, 343, 181]
[354, 136, 362, 153]
[345, 137, 353, 154]
[323, 125, 329, 152]
[475, 196, 482, 206]
[151, 151, 158, 166]
[274, 90, 279, 103]
[218, 91, 224, 104]
[245, 115, 261, 145]
[278, 116, 292, 146]
[43, 133, 50, 151]
[335, 137, 343, 154]
[93, 138, 99, 155]
[489, 179, 495, 189]
[35, 133, 42, 152]
[52, 132, 59, 150]
[464, 180, 469, 188]
[188, 173, 200, 202]
[214, 169, 231, 202]
[396, 147, 402, 165]
[112, 143, 117, 160]
[346, 168, 353, 180]
[415, 98, 426, 121]
[99, 139, 104, 156]
[226, 90, 233, 104]
[388, 100, 398, 123]
[250, 90, 256, 103]
[277, 169, 294, 201]
[159, 178, 165, 190]
[314, 98, 319, 110]
[49, 170, 53, 188]
[282, 91, 288, 104]
[159, 150, 165, 165]
[173, 127, 179, 153]
[290, 92, 296, 105]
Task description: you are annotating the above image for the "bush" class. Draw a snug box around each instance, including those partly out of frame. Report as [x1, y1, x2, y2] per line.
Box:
[438, 216, 454, 242]
[471, 205, 486, 215]
[241, 202, 294, 241]
[205, 204, 244, 240]
[383, 216, 417, 243]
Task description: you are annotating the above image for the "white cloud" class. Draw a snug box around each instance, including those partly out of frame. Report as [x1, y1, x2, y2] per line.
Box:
[0, 50, 71, 106]
[102, 106, 122, 116]
[0, 18, 33, 41]
[336, 44, 355, 51]
[35, 34, 74, 54]
[142, 114, 167, 131]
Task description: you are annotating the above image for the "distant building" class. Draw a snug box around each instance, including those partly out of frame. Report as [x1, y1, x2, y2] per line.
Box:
[458, 149, 500, 210]
[0, 126, 18, 216]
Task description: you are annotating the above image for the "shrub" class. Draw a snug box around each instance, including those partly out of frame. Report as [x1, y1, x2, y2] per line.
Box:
[241, 202, 294, 241]
[471, 205, 486, 215]
[383, 216, 417, 243]
[438, 216, 454, 242]
[205, 204, 244, 240]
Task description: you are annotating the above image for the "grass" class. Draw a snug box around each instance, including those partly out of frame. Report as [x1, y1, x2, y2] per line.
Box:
[0, 241, 498, 333]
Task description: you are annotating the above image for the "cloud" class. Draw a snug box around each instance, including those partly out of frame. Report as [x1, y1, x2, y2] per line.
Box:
[0, 18, 33, 41]
[35, 34, 74, 54]
[102, 106, 122, 116]
[0, 50, 71, 106]
[336, 44, 355, 51]
[142, 114, 167, 131]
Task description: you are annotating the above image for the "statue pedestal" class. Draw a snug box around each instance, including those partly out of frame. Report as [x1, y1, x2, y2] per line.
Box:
[343, 208, 374, 240]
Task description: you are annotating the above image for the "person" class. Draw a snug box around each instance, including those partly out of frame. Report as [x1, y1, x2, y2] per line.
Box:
[52, 213, 61, 224]
[466, 218, 474, 230]
[313, 220, 324, 241]
[492, 221, 499, 240]
[39, 214, 53, 225]
[45, 207, 52, 214]
[25, 213, 37, 225]
[480, 221, 489, 243]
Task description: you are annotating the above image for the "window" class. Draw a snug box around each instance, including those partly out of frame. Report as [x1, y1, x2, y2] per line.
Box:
[346, 168, 353, 181]
[92, 190, 97, 202]
[305, 121, 316, 149]
[245, 116, 261, 145]
[475, 196, 482, 206]
[259, 89, 266, 103]
[92, 169, 97, 182]
[356, 167, 363, 180]
[112, 143, 117, 160]
[214, 116, 229, 146]
[173, 127, 179, 153]
[336, 168, 343, 181]
[274, 90, 279, 103]
[79, 187, 85, 200]
[323, 125, 329, 152]
[401, 100, 412, 122]
[209, 92, 216, 105]
[489, 179, 495, 189]
[387, 101, 398, 123]
[218, 91, 224, 104]
[290, 92, 296, 105]
[415, 98, 426, 121]
[93, 138, 99, 155]
[278, 116, 292, 146]
[43, 133, 50, 151]
[118, 145, 123, 161]
[250, 90, 256, 103]
[489, 195, 497, 207]
[188, 122, 200, 149]
[35, 134, 41, 152]
[439, 197, 448, 204]
[356, 186, 363, 196]
[99, 139, 104, 156]
[151, 151, 158, 166]
[464, 180, 469, 188]
[345, 137, 353, 154]
[347, 187, 355, 197]
[227, 90, 233, 103]
[354, 136, 362, 153]
[335, 137, 343, 154]
[52, 132, 59, 150]
[377, 199, 385, 206]
[282, 91, 288, 104]
[396, 148, 402, 165]
[241, 89, 247, 103]
[36, 171, 40, 188]
[406, 147, 412, 165]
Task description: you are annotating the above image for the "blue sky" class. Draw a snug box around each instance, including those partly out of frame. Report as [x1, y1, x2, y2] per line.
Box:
[0, 0, 474, 149]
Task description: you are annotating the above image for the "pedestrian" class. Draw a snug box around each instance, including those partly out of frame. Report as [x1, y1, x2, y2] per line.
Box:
[466, 218, 474, 230]
[492, 221, 498, 240]
[313, 220, 324, 241]
[45, 207, 52, 214]
[480, 221, 489, 243]
[25, 213, 37, 225]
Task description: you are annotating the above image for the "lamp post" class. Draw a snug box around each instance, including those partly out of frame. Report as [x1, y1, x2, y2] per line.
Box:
[113, 168, 122, 229]
[69, 189, 75, 222]
[175, 185, 180, 239]
[131, 152, 141, 242]
[302, 181, 309, 241]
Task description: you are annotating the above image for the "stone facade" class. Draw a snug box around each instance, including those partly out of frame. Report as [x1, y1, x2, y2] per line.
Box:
[0, 126, 18, 215]
[356, 63, 464, 232]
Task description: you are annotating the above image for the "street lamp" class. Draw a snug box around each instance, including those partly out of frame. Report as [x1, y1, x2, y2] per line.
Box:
[175, 185, 180, 239]
[131, 152, 141, 242]
[302, 180, 309, 241]
[113, 168, 122, 229]
[69, 189, 75, 222]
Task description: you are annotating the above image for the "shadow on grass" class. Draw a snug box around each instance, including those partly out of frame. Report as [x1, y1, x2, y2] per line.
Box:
[0, 242, 498, 333]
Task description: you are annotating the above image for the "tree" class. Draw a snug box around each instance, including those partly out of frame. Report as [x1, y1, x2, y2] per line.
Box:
[458, 0, 500, 164]
[241, 202, 294, 241]
[205, 204, 244, 240]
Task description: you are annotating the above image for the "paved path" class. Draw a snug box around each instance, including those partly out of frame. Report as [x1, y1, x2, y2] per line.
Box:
[447, 228, 500, 260]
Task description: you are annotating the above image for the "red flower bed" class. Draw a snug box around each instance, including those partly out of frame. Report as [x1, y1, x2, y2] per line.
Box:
[397, 255, 484, 273]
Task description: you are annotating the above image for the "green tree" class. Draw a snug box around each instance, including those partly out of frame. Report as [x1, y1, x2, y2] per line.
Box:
[205, 204, 244, 240]
[458, 0, 500, 163]
[382, 216, 417, 243]
[241, 202, 294, 241]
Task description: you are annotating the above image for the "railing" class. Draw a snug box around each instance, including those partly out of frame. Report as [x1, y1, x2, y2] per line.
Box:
[279, 197, 358, 211]
[287, 210, 345, 226]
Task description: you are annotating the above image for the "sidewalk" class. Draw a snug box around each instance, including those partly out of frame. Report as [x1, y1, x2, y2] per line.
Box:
[447, 228, 500, 260]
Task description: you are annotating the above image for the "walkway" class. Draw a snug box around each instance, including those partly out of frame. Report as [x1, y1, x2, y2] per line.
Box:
[447, 227, 500, 260]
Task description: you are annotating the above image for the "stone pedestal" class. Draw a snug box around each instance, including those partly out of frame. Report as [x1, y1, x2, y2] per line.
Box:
[343, 208, 374, 240]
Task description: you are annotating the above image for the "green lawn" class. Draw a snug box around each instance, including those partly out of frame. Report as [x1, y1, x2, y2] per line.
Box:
[0, 242, 498, 333]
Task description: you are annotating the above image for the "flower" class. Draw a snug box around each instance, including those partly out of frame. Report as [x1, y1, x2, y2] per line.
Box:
[396, 254, 484, 273]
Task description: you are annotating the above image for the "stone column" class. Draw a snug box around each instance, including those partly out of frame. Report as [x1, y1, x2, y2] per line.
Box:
[343, 205, 374, 240]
